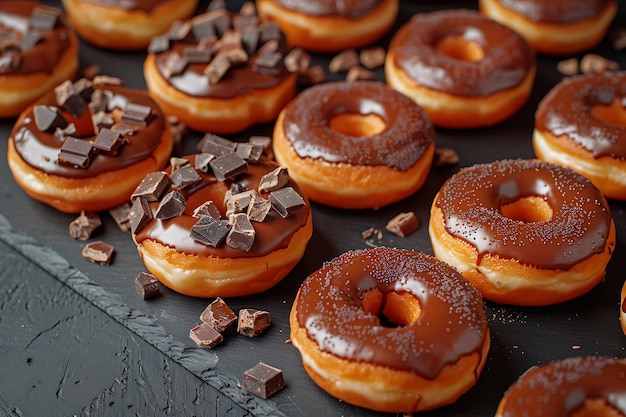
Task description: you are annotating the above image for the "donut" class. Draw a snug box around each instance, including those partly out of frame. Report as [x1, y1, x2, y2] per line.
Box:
[479, 0, 618, 56]
[256, 0, 398, 53]
[0, 1, 79, 118]
[143, 5, 297, 134]
[272, 80, 435, 209]
[385, 9, 536, 129]
[429, 159, 616, 306]
[7, 77, 173, 214]
[289, 247, 490, 413]
[60, 0, 198, 50]
[130, 148, 313, 298]
[533, 71, 626, 201]
[496, 357, 626, 416]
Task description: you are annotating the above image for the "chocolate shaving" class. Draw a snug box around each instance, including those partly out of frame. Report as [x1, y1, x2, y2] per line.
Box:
[210, 152, 248, 181]
[190, 217, 230, 247]
[132, 171, 169, 202]
[81, 241, 115, 265]
[34, 105, 67, 133]
[57, 137, 94, 168]
[189, 323, 223, 348]
[269, 187, 305, 218]
[135, 272, 160, 299]
[155, 190, 186, 220]
[108, 203, 132, 232]
[329, 49, 359, 73]
[258, 166, 288, 194]
[170, 164, 202, 190]
[129, 197, 153, 234]
[226, 213, 255, 251]
[200, 297, 237, 332]
[242, 362, 285, 399]
[68, 211, 102, 240]
[386, 212, 419, 237]
[237, 308, 270, 337]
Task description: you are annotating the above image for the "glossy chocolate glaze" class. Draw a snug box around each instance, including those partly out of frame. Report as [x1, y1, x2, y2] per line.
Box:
[134, 155, 310, 258]
[435, 159, 612, 269]
[0, 2, 73, 75]
[390, 9, 534, 96]
[271, 0, 381, 18]
[12, 83, 167, 178]
[496, 0, 614, 23]
[535, 72, 626, 159]
[498, 357, 626, 416]
[295, 248, 488, 377]
[77, 0, 162, 12]
[281, 81, 434, 170]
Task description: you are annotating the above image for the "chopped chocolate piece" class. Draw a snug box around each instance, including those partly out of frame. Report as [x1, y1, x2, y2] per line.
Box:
[34, 105, 67, 133]
[258, 166, 289, 194]
[240, 27, 260, 56]
[190, 217, 229, 247]
[329, 49, 359, 73]
[53, 123, 77, 142]
[210, 152, 248, 181]
[237, 308, 270, 337]
[88, 89, 109, 114]
[252, 49, 282, 72]
[81, 241, 115, 265]
[226, 189, 256, 216]
[73, 78, 94, 102]
[235, 142, 262, 162]
[248, 135, 272, 157]
[167, 20, 193, 42]
[233, 14, 259, 31]
[239, 1, 257, 16]
[198, 133, 237, 155]
[192, 200, 221, 220]
[171, 164, 202, 190]
[557, 57, 579, 76]
[207, 0, 226, 11]
[226, 213, 255, 251]
[155, 190, 186, 220]
[346, 65, 376, 82]
[183, 46, 213, 64]
[92, 110, 115, 133]
[191, 14, 217, 40]
[148, 34, 170, 54]
[224, 46, 249, 65]
[170, 156, 190, 172]
[131, 171, 169, 202]
[55, 80, 87, 118]
[386, 212, 419, 237]
[0, 50, 21, 74]
[207, 9, 231, 36]
[31, 7, 59, 30]
[434, 147, 460, 167]
[189, 323, 223, 348]
[580, 53, 619, 74]
[359, 46, 386, 69]
[195, 152, 215, 172]
[162, 51, 188, 78]
[92, 128, 124, 155]
[220, 30, 242, 47]
[284, 47, 311, 73]
[129, 197, 153, 234]
[247, 194, 271, 222]
[259, 22, 281, 44]
[122, 102, 153, 126]
[204, 52, 231, 84]
[69, 211, 102, 240]
[297, 65, 325, 85]
[269, 187, 305, 218]
[361, 227, 376, 239]
[223, 182, 246, 207]
[242, 362, 285, 399]
[108, 203, 132, 232]
[111, 122, 137, 136]
[135, 272, 160, 299]
[20, 31, 42, 51]
[57, 137, 94, 168]
[200, 297, 237, 332]
[92, 75, 123, 86]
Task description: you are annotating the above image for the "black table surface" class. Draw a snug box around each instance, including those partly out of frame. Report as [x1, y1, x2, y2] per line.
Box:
[2, 1, 626, 416]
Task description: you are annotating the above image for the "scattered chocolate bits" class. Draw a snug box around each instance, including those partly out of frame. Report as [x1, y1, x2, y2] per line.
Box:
[109, 203, 132, 232]
[189, 323, 223, 348]
[359, 46, 386, 69]
[284, 47, 311, 74]
[155, 190, 186, 220]
[200, 297, 237, 332]
[557, 57, 579, 76]
[346, 65, 376, 82]
[329, 49, 359, 73]
[81, 241, 115, 265]
[68, 211, 102, 240]
[580, 53, 619, 74]
[132, 171, 169, 202]
[135, 272, 160, 299]
[297, 64, 325, 85]
[434, 147, 460, 167]
[269, 187, 305, 218]
[237, 308, 270, 337]
[386, 212, 419, 237]
[242, 362, 285, 399]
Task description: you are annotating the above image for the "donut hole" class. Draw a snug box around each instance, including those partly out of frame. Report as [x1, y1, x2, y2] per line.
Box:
[362, 289, 422, 328]
[329, 112, 386, 137]
[591, 98, 626, 127]
[500, 196, 553, 222]
[436, 35, 485, 62]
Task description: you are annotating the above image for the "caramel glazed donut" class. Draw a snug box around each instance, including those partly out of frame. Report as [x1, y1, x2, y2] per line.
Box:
[144, 5, 297, 134]
[7, 77, 173, 214]
[534, 71, 626, 201]
[0, 1, 79, 118]
[256, 0, 398, 53]
[61, 0, 198, 50]
[429, 159, 616, 306]
[290, 247, 490, 413]
[385, 9, 536, 129]
[479, 0, 618, 56]
[129, 138, 312, 298]
[273, 80, 435, 209]
[496, 357, 626, 416]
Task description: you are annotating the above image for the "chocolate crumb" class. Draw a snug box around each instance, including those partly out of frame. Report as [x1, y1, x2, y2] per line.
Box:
[81, 241, 115, 265]
[386, 212, 419, 237]
[69, 211, 102, 240]
[434, 147, 460, 167]
[297, 64, 325, 85]
[346, 65, 376, 82]
[190, 323, 223, 348]
[580, 53, 619, 74]
[329, 49, 359, 73]
[200, 297, 237, 332]
[135, 272, 160, 299]
[284, 47, 311, 74]
[237, 308, 270, 337]
[242, 362, 285, 399]
[361, 227, 376, 239]
[557, 57, 579, 76]
[359, 46, 386, 69]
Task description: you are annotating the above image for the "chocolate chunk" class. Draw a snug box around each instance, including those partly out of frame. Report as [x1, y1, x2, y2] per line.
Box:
[155, 190, 186, 220]
[163, 51, 188, 78]
[111, 122, 138, 136]
[284, 47, 311, 74]
[88, 89, 110, 114]
[73, 78, 94, 103]
[251, 49, 282, 72]
[208, 9, 231, 36]
[57, 137, 94, 168]
[386, 212, 419, 237]
[108, 203, 132, 232]
[53, 123, 77, 142]
[192, 200, 221, 219]
[0, 50, 21, 74]
[242, 362, 285, 399]
[237, 308, 270, 337]
[171, 164, 203, 191]
[92, 110, 115, 133]
[167, 20, 193, 42]
[92, 128, 125, 155]
[210, 152, 248, 181]
[233, 14, 259, 32]
[122, 102, 153, 126]
[240, 27, 260, 56]
[135, 272, 160, 299]
[204, 52, 231, 84]
[235, 142, 262, 162]
[226, 213, 255, 251]
[239, 2, 257, 16]
[34, 105, 67, 133]
[195, 152, 215, 172]
[191, 14, 217, 40]
[68, 211, 102, 240]
[297, 65, 325, 85]
[148, 35, 170, 54]
[189, 323, 223, 348]
[106, 93, 128, 112]
[129, 197, 153, 234]
[359, 46, 386, 69]
[30, 7, 59, 30]
[434, 147, 460, 167]
[170, 156, 190, 172]
[346, 65, 376, 82]
[55, 80, 87, 118]
[198, 133, 237, 156]
[557, 57, 579, 76]
[200, 297, 237, 332]
[580, 53, 619, 74]
[81, 241, 115, 265]
[259, 22, 281, 44]
[329, 49, 359, 73]
[226, 189, 256, 216]
[248, 135, 272, 159]
[20, 31, 42, 51]
[132, 171, 169, 202]
[190, 217, 229, 247]
[224, 46, 248, 65]
[269, 187, 305, 218]
[183, 46, 213, 64]
[246, 194, 271, 222]
[258, 166, 288, 194]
